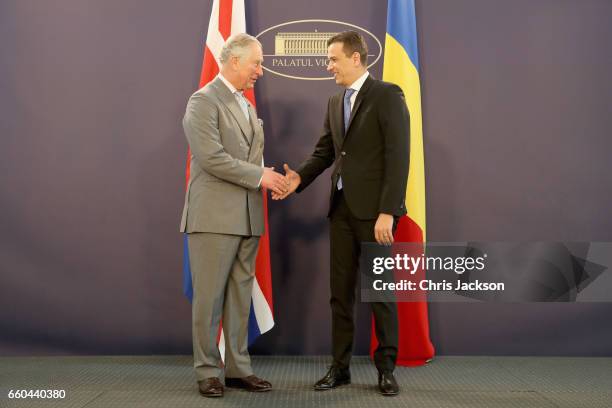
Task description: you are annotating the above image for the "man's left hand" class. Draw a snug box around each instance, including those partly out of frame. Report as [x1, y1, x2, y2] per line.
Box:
[374, 213, 394, 246]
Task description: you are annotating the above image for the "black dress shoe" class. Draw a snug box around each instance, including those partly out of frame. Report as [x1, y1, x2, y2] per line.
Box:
[198, 377, 224, 398]
[378, 371, 399, 396]
[314, 366, 351, 390]
[225, 375, 272, 392]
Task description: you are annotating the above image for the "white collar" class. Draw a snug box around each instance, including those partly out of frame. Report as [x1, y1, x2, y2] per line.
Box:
[218, 73, 239, 94]
[347, 70, 369, 93]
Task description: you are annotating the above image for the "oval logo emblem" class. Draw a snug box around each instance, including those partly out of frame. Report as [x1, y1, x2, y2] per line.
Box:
[255, 19, 383, 81]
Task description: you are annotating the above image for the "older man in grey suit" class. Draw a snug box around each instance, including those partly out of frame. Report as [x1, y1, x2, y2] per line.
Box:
[180, 33, 287, 398]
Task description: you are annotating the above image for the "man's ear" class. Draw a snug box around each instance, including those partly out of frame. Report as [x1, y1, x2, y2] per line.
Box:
[231, 55, 240, 71]
[353, 52, 361, 65]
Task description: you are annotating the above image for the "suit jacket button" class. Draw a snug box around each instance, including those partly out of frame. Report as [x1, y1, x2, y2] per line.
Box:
[341, 151, 346, 156]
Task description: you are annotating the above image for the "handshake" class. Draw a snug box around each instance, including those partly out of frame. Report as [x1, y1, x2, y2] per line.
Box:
[261, 164, 301, 200]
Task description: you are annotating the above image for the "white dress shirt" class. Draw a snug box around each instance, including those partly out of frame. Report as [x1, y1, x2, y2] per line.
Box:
[347, 70, 370, 110]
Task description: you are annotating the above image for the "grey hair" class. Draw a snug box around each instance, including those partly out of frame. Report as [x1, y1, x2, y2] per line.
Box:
[219, 33, 261, 64]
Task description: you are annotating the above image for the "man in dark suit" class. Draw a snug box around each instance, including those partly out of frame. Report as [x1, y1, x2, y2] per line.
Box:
[273, 31, 410, 396]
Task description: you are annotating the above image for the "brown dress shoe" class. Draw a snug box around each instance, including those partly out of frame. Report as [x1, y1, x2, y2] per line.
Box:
[225, 375, 272, 392]
[198, 377, 224, 398]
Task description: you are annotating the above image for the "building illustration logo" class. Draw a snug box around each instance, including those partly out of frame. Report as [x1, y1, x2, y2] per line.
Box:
[274, 31, 337, 56]
[256, 20, 382, 81]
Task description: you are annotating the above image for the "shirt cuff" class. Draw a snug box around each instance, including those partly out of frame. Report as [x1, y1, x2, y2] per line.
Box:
[258, 157, 264, 187]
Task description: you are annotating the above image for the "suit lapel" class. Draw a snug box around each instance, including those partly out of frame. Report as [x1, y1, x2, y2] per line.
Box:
[212, 78, 253, 146]
[331, 93, 344, 148]
[247, 109, 263, 163]
[247, 103, 260, 146]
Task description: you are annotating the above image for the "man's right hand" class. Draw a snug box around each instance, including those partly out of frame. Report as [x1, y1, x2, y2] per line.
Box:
[261, 167, 289, 196]
[271, 163, 301, 200]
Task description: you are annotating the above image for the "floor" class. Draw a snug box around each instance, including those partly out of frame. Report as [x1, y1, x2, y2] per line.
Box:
[1, 355, 611, 407]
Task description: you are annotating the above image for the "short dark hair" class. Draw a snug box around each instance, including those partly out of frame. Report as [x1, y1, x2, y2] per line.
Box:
[327, 31, 368, 66]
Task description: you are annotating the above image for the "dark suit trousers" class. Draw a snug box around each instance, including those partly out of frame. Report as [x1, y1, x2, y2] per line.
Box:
[329, 191, 399, 373]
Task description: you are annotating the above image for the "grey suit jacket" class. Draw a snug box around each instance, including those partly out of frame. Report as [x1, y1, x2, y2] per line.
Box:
[180, 77, 265, 236]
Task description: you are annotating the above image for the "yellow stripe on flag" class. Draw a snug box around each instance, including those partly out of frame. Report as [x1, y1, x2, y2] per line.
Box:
[382, 33, 426, 240]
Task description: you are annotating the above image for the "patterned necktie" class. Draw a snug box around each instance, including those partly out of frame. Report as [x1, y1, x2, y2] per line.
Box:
[343, 88, 356, 133]
[235, 91, 250, 121]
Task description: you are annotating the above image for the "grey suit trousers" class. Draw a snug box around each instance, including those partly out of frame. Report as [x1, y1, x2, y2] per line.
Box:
[187, 232, 260, 380]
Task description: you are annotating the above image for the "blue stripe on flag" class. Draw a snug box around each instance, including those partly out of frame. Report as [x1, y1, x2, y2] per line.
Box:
[387, 0, 420, 71]
[247, 302, 261, 345]
[183, 233, 193, 302]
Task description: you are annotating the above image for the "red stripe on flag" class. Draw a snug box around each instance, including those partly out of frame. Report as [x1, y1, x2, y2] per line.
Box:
[218, 0, 233, 40]
[185, 154, 191, 190]
[199, 46, 220, 89]
[370, 215, 435, 366]
[394, 215, 424, 243]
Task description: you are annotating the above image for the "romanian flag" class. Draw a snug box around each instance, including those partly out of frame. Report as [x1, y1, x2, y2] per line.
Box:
[182, 0, 274, 353]
[370, 0, 435, 366]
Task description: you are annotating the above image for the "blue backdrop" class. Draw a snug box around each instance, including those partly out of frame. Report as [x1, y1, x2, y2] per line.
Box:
[1, 0, 611, 356]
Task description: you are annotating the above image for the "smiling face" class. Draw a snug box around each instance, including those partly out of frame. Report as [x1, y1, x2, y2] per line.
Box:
[326, 41, 365, 87]
[232, 42, 264, 91]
